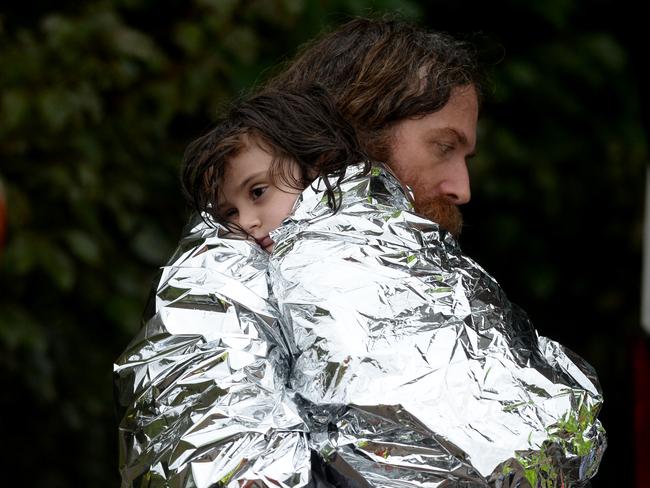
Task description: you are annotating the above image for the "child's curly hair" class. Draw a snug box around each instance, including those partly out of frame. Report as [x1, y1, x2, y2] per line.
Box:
[181, 85, 369, 225]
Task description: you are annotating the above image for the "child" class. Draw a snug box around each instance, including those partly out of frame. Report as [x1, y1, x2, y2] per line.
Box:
[116, 87, 371, 488]
[181, 85, 368, 251]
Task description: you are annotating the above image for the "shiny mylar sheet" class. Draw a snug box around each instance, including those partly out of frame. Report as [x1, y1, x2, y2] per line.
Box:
[114, 218, 311, 487]
[115, 164, 605, 487]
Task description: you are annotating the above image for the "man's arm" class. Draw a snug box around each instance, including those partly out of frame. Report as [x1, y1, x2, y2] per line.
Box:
[270, 164, 606, 487]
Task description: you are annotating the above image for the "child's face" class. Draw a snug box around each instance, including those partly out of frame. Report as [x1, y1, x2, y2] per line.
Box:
[217, 142, 301, 252]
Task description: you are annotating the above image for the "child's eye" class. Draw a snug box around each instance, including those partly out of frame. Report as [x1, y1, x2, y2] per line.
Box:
[223, 208, 238, 219]
[251, 186, 268, 200]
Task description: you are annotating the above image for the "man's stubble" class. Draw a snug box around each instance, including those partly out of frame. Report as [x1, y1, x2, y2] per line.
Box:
[414, 194, 464, 238]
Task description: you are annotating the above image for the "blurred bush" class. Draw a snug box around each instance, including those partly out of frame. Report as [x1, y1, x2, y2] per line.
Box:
[421, 3, 647, 485]
[0, 0, 645, 486]
[0, 1, 421, 486]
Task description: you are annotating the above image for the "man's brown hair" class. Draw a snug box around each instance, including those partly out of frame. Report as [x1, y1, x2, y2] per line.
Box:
[266, 17, 482, 160]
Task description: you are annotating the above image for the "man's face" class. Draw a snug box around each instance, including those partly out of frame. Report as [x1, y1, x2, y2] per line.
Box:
[387, 86, 478, 237]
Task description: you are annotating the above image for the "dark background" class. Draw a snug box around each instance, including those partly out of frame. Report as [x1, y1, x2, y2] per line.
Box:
[0, 1, 646, 486]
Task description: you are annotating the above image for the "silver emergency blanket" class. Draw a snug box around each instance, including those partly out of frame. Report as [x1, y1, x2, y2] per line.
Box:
[113, 221, 311, 487]
[115, 163, 606, 488]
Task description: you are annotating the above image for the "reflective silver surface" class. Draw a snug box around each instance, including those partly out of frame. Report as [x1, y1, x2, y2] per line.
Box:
[114, 216, 311, 487]
[116, 164, 605, 487]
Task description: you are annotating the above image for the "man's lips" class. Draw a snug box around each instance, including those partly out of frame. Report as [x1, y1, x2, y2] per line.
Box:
[256, 235, 273, 249]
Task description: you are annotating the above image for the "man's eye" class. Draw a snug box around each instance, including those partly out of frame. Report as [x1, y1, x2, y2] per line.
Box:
[436, 142, 454, 154]
[251, 186, 267, 199]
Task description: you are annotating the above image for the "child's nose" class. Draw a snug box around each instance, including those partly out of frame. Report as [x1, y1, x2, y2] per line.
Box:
[239, 208, 261, 233]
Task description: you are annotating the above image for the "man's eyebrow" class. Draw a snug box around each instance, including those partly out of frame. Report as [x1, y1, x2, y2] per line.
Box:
[435, 127, 467, 145]
[434, 127, 476, 155]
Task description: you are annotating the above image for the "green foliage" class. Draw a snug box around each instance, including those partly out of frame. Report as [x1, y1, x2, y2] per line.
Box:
[512, 394, 605, 487]
[0, 1, 420, 486]
[0, 1, 644, 487]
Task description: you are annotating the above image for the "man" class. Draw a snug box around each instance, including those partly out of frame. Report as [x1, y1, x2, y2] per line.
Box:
[266, 17, 480, 237]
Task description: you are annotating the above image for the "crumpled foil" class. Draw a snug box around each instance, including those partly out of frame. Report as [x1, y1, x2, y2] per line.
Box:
[115, 163, 606, 488]
[113, 217, 311, 487]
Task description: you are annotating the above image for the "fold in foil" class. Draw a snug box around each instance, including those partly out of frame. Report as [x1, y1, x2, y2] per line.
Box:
[114, 218, 311, 487]
[115, 163, 606, 487]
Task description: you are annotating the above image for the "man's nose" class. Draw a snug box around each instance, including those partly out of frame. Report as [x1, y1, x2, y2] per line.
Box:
[438, 159, 471, 205]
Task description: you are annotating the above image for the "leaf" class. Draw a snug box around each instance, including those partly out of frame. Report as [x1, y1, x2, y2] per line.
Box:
[131, 223, 174, 265]
[64, 229, 101, 265]
[39, 240, 76, 291]
[174, 22, 203, 55]
[110, 24, 162, 63]
[1, 90, 30, 131]
[0, 305, 46, 351]
[2, 232, 38, 275]
[39, 89, 74, 131]
[222, 26, 259, 65]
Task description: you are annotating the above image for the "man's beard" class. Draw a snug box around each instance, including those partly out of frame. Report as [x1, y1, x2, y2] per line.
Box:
[414, 195, 464, 238]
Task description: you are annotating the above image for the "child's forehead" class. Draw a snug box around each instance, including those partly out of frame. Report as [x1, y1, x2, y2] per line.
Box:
[223, 144, 273, 181]
[224, 134, 271, 170]
[245, 132, 274, 153]
[217, 133, 301, 203]
[222, 132, 300, 183]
